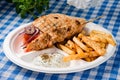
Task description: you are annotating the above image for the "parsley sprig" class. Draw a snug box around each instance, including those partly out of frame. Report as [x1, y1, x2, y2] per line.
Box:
[11, 0, 49, 19]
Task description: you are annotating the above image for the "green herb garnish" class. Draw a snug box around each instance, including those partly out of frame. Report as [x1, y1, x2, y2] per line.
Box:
[9, 0, 49, 19]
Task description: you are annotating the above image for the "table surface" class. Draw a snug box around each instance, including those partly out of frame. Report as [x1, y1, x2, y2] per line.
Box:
[0, 0, 120, 80]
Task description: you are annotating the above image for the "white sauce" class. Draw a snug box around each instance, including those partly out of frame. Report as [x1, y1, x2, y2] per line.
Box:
[33, 52, 70, 68]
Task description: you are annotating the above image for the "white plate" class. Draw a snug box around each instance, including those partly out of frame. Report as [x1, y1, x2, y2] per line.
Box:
[3, 22, 116, 73]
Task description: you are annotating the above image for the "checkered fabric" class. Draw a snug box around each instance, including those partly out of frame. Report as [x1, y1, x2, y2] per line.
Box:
[0, 0, 120, 80]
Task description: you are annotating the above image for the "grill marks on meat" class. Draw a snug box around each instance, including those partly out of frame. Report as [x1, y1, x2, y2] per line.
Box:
[75, 20, 81, 25]
[26, 13, 86, 51]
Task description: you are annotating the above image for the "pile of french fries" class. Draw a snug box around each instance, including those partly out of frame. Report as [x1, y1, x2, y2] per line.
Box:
[57, 30, 116, 62]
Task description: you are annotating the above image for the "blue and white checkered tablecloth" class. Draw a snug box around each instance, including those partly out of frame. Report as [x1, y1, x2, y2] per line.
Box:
[0, 0, 120, 80]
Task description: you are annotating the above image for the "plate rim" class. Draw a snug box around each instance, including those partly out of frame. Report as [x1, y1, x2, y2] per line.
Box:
[3, 22, 117, 73]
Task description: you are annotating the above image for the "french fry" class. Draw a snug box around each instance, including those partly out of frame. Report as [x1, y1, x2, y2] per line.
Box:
[75, 44, 84, 54]
[91, 30, 116, 46]
[63, 54, 81, 62]
[63, 53, 88, 62]
[84, 57, 91, 62]
[97, 42, 106, 48]
[81, 30, 86, 34]
[82, 36, 106, 56]
[58, 44, 76, 55]
[63, 55, 74, 62]
[90, 34, 107, 43]
[90, 30, 110, 36]
[85, 51, 99, 57]
[88, 47, 94, 51]
[106, 35, 116, 46]
[73, 37, 89, 52]
[84, 57, 97, 62]
[57, 29, 116, 62]
[75, 53, 88, 59]
[78, 33, 84, 39]
[65, 40, 76, 51]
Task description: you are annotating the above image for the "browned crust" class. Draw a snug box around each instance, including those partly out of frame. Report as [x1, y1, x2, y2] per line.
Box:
[26, 13, 86, 51]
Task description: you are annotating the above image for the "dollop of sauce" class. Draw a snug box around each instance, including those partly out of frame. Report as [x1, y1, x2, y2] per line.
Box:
[33, 52, 70, 68]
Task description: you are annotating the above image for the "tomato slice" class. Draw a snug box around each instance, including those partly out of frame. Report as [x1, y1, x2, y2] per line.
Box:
[23, 33, 39, 52]
[23, 34, 32, 44]
[23, 33, 39, 46]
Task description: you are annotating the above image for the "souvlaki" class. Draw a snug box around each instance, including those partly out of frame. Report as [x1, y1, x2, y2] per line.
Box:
[21, 13, 86, 51]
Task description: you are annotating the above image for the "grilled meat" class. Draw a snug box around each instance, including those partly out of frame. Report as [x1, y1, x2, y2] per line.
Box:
[25, 13, 86, 51]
